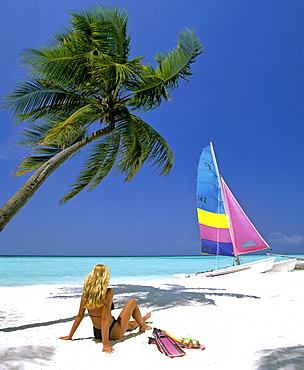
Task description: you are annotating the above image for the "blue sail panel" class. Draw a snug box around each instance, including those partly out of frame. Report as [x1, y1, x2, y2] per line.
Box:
[197, 146, 225, 214]
[201, 239, 234, 256]
[197, 144, 234, 257]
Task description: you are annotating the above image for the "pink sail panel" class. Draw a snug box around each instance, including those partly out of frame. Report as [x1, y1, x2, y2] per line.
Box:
[199, 223, 232, 243]
[221, 179, 270, 256]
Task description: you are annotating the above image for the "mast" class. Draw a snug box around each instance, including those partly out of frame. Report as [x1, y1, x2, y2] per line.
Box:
[210, 143, 240, 265]
[209, 143, 221, 259]
[209, 143, 220, 181]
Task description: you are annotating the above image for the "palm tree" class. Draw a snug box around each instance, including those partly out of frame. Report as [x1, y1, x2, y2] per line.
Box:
[0, 5, 203, 232]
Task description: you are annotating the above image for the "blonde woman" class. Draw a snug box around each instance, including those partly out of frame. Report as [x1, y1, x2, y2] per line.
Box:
[59, 265, 151, 353]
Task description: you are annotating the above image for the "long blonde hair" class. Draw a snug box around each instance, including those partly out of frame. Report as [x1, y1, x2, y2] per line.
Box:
[82, 265, 110, 309]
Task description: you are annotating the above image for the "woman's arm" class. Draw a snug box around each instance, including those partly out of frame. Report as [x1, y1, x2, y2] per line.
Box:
[59, 295, 85, 340]
[101, 288, 114, 353]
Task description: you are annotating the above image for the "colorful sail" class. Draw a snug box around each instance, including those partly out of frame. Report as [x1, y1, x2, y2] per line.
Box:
[221, 179, 270, 255]
[196, 144, 234, 256]
[196, 143, 270, 257]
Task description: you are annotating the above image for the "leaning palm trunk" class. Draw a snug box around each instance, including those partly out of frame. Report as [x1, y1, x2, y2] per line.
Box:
[0, 127, 112, 231]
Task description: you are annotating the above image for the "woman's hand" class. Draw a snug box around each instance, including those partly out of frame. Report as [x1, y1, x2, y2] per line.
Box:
[59, 336, 72, 340]
[102, 344, 114, 354]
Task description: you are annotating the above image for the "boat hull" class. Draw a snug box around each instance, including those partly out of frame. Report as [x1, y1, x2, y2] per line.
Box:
[266, 258, 297, 272]
[174, 257, 276, 278]
[200, 257, 275, 277]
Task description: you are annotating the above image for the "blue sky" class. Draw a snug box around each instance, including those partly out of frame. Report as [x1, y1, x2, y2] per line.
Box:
[0, 0, 303, 256]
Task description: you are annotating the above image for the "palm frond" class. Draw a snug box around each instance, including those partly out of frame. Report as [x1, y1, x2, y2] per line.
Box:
[115, 113, 174, 180]
[127, 64, 167, 111]
[130, 28, 203, 111]
[68, 5, 130, 61]
[21, 45, 91, 88]
[91, 57, 143, 89]
[93, 5, 130, 60]
[20, 7, 133, 96]
[14, 147, 62, 176]
[114, 111, 142, 179]
[16, 120, 59, 148]
[42, 104, 104, 147]
[131, 115, 174, 177]
[155, 28, 203, 89]
[2, 77, 89, 123]
[59, 131, 120, 203]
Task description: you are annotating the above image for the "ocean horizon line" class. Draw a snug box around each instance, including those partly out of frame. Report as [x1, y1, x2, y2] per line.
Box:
[1, 253, 302, 258]
[0, 254, 201, 258]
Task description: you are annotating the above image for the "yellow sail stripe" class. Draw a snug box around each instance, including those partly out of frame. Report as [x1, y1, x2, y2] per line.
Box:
[197, 208, 229, 229]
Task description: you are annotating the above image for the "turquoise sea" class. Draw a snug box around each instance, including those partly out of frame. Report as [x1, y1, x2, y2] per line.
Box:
[1, 255, 303, 287]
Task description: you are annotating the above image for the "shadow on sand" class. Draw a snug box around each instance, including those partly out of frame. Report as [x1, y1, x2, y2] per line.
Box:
[111, 283, 260, 311]
[254, 346, 304, 370]
[91, 331, 144, 346]
[0, 345, 55, 369]
[49, 283, 260, 311]
[1, 283, 260, 332]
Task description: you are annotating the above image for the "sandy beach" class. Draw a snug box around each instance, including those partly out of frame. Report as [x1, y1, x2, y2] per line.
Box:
[1, 271, 304, 369]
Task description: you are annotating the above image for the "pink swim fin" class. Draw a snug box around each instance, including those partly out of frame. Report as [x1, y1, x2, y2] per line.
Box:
[149, 328, 186, 358]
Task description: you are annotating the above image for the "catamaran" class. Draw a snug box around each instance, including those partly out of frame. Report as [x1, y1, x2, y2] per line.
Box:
[176, 143, 276, 278]
[266, 254, 297, 272]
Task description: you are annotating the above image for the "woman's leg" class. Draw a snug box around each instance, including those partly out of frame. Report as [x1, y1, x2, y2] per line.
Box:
[126, 313, 151, 331]
[110, 299, 151, 340]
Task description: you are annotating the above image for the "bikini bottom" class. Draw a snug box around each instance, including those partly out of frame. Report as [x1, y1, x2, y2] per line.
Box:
[93, 317, 118, 340]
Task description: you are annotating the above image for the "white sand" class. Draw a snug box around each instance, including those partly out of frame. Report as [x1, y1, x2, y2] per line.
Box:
[1, 271, 304, 369]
